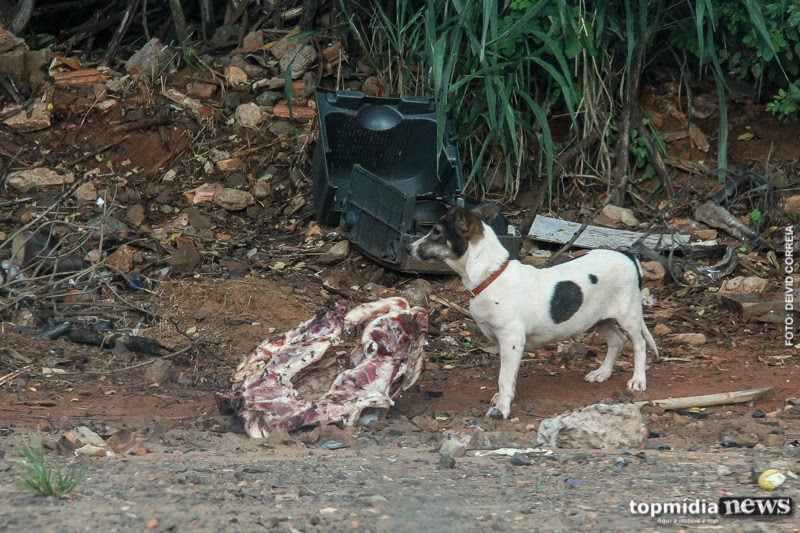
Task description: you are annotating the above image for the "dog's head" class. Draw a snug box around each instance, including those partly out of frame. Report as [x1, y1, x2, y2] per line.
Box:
[406, 203, 501, 261]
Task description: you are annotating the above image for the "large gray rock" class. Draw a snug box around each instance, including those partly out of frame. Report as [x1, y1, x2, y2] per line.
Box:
[537, 403, 648, 449]
[439, 436, 466, 458]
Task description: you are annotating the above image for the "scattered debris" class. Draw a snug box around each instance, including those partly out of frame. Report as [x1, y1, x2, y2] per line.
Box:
[694, 201, 771, 249]
[473, 448, 554, 458]
[595, 204, 640, 228]
[537, 404, 649, 449]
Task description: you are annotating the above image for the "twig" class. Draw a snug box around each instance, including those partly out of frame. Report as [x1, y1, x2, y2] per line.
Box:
[429, 294, 471, 319]
[542, 199, 609, 267]
[108, 116, 171, 133]
[66, 138, 129, 166]
[104, 0, 142, 67]
[168, 0, 187, 41]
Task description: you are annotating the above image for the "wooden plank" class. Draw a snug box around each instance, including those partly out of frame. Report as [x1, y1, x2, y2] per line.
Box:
[718, 293, 790, 323]
[528, 215, 689, 251]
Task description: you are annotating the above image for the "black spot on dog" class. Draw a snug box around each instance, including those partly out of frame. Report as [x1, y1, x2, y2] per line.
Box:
[588, 274, 598, 284]
[621, 252, 642, 290]
[495, 301, 499, 305]
[549, 281, 583, 324]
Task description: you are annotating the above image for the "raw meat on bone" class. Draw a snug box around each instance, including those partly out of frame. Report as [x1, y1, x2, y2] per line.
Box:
[232, 301, 346, 383]
[222, 298, 429, 438]
[343, 296, 409, 332]
[319, 309, 429, 424]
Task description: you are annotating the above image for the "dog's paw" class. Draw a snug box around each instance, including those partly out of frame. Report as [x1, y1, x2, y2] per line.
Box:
[627, 376, 647, 391]
[584, 368, 612, 383]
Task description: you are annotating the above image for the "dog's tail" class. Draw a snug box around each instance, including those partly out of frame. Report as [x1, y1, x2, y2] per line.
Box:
[641, 320, 660, 361]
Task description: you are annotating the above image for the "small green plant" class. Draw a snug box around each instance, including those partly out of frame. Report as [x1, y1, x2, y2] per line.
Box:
[629, 113, 667, 182]
[748, 208, 762, 224]
[766, 83, 800, 123]
[16, 434, 89, 497]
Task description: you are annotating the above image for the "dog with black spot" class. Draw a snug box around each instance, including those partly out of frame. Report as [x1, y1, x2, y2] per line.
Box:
[406, 204, 659, 419]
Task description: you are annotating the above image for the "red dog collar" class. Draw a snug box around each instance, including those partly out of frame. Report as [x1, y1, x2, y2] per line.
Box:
[467, 258, 510, 298]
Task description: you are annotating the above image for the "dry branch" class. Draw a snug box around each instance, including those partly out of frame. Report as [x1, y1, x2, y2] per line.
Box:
[635, 388, 772, 410]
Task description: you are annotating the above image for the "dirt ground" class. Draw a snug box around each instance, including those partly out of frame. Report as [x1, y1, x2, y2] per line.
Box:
[1, 38, 799, 531]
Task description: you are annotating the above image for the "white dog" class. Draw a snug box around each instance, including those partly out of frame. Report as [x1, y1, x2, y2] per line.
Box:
[407, 204, 658, 419]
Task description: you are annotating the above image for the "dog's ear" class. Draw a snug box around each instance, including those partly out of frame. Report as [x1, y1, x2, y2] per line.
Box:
[471, 203, 501, 221]
[453, 207, 474, 237]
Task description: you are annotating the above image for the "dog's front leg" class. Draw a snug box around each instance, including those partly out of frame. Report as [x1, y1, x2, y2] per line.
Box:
[488, 334, 525, 420]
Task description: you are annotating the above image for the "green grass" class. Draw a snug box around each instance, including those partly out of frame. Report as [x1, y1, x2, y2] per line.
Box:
[16, 434, 89, 497]
[340, 0, 788, 199]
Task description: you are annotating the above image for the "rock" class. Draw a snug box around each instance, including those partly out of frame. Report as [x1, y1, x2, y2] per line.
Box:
[673, 333, 706, 345]
[319, 241, 350, 264]
[386, 418, 420, 435]
[269, 120, 295, 136]
[145, 358, 172, 384]
[124, 204, 146, 227]
[106, 428, 137, 454]
[439, 436, 466, 458]
[719, 276, 768, 295]
[224, 92, 241, 110]
[279, 44, 317, 79]
[690, 229, 717, 241]
[401, 279, 432, 308]
[455, 426, 491, 449]
[597, 204, 640, 227]
[186, 208, 212, 230]
[363, 76, 384, 96]
[411, 415, 438, 432]
[510, 453, 532, 466]
[74, 181, 98, 203]
[438, 454, 456, 469]
[319, 424, 358, 447]
[125, 38, 171, 76]
[256, 90, 282, 106]
[537, 403, 649, 449]
[75, 444, 111, 457]
[779, 406, 800, 419]
[224, 65, 247, 85]
[263, 426, 293, 446]
[653, 324, 671, 335]
[67, 426, 109, 449]
[234, 103, 265, 128]
[217, 158, 242, 171]
[253, 180, 272, 200]
[7, 168, 74, 191]
[186, 82, 216, 99]
[0, 44, 50, 96]
[105, 244, 134, 272]
[641, 261, 665, 285]
[166, 237, 201, 272]
[3, 101, 50, 132]
[784, 195, 800, 216]
[214, 188, 255, 211]
[764, 433, 785, 446]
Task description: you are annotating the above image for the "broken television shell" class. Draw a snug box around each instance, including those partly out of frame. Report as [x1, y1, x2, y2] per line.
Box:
[312, 87, 521, 273]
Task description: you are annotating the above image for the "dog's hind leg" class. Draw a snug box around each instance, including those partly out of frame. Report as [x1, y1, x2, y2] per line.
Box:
[488, 332, 526, 420]
[584, 319, 626, 384]
[616, 316, 648, 391]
